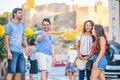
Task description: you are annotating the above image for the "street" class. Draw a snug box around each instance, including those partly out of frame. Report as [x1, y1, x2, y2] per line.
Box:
[25, 66, 120, 80]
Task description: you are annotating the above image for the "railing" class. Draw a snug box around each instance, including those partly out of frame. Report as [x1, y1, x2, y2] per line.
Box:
[0, 58, 25, 80]
[0, 58, 7, 80]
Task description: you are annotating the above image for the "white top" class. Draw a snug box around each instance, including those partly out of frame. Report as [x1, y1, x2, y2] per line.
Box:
[78, 34, 93, 55]
[29, 45, 37, 60]
[67, 50, 78, 63]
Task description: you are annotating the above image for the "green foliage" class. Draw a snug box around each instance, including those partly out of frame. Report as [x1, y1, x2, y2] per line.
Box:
[54, 15, 58, 22]
[63, 37, 76, 44]
[34, 24, 42, 30]
[0, 18, 7, 25]
[0, 37, 6, 58]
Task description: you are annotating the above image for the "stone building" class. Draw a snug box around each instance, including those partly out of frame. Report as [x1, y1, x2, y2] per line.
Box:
[76, 1, 109, 29]
[22, 1, 109, 31]
[109, 0, 120, 43]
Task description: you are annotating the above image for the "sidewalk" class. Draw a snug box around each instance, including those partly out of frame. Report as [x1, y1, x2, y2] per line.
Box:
[25, 66, 79, 80]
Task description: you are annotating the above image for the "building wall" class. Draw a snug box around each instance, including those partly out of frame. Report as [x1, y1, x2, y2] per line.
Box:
[22, 2, 109, 31]
[109, 0, 120, 43]
[76, 1, 109, 30]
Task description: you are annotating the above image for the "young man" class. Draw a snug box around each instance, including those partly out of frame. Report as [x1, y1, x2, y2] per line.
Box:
[4, 8, 29, 80]
[36, 18, 55, 80]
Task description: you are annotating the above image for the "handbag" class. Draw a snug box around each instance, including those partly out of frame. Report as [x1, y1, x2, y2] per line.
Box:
[86, 60, 93, 70]
[76, 58, 87, 70]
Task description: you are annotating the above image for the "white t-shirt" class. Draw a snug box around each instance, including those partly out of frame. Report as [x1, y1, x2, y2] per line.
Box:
[67, 50, 78, 63]
[77, 34, 93, 55]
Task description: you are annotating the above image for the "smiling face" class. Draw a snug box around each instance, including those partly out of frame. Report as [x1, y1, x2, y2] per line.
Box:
[85, 22, 92, 32]
[42, 21, 51, 32]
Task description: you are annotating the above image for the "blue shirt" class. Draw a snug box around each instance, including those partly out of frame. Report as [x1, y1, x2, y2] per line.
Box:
[5, 21, 24, 53]
[36, 30, 55, 55]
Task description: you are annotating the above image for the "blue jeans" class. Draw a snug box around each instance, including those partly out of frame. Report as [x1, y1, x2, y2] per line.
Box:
[79, 69, 91, 80]
[8, 51, 25, 73]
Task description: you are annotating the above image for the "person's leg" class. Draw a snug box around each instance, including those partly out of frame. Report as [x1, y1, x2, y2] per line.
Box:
[6, 51, 18, 80]
[73, 72, 77, 80]
[98, 70, 106, 80]
[69, 71, 73, 80]
[46, 55, 52, 79]
[29, 60, 33, 80]
[90, 68, 102, 80]
[67, 70, 70, 76]
[41, 70, 47, 80]
[86, 69, 91, 80]
[30, 74, 33, 80]
[6, 73, 14, 80]
[15, 53, 25, 80]
[36, 52, 48, 80]
[14, 73, 22, 80]
[29, 60, 38, 80]
[46, 72, 49, 80]
[79, 70, 85, 80]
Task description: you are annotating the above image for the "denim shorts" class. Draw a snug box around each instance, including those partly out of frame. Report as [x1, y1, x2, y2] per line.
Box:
[92, 54, 108, 70]
[30, 60, 38, 74]
[7, 51, 25, 73]
[68, 62, 78, 72]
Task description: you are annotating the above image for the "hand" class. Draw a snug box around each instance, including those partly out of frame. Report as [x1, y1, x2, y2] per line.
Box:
[66, 62, 70, 68]
[52, 58, 56, 66]
[73, 61, 77, 67]
[43, 31, 50, 37]
[8, 51, 12, 60]
[83, 56, 90, 60]
[93, 61, 98, 69]
[78, 55, 83, 60]
[24, 47, 29, 56]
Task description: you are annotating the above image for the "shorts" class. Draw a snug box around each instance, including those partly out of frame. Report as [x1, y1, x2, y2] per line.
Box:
[92, 54, 108, 70]
[68, 62, 78, 72]
[36, 52, 52, 72]
[30, 60, 38, 74]
[8, 51, 25, 73]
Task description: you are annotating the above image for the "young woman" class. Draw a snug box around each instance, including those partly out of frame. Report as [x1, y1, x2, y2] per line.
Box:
[77, 20, 94, 80]
[90, 25, 108, 80]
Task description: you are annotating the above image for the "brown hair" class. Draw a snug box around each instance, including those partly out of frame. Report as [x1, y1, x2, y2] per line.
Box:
[82, 20, 94, 34]
[94, 25, 108, 54]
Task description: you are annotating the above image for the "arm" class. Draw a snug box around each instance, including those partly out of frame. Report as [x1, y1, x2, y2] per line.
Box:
[37, 32, 50, 41]
[4, 35, 12, 60]
[77, 40, 83, 60]
[37, 34, 45, 41]
[52, 44, 56, 65]
[22, 36, 29, 56]
[52, 44, 55, 60]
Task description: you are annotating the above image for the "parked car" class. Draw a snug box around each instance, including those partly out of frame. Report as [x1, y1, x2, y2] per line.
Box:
[62, 60, 68, 66]
[105, 41, 120, 78]
[54, 61, 64, 66]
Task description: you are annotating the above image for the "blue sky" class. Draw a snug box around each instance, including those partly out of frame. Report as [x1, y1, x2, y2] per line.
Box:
[0, 0, 108, 14]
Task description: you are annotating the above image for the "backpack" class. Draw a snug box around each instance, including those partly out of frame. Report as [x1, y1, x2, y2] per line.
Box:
[105, 44, 114, 61]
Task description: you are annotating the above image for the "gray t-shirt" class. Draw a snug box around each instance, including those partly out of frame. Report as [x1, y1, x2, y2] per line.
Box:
[29, 45, 37, 60]
[5, 21, 24, 53]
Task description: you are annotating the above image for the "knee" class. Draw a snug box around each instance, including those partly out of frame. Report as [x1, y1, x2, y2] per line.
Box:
[90, 74, 94, 80]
